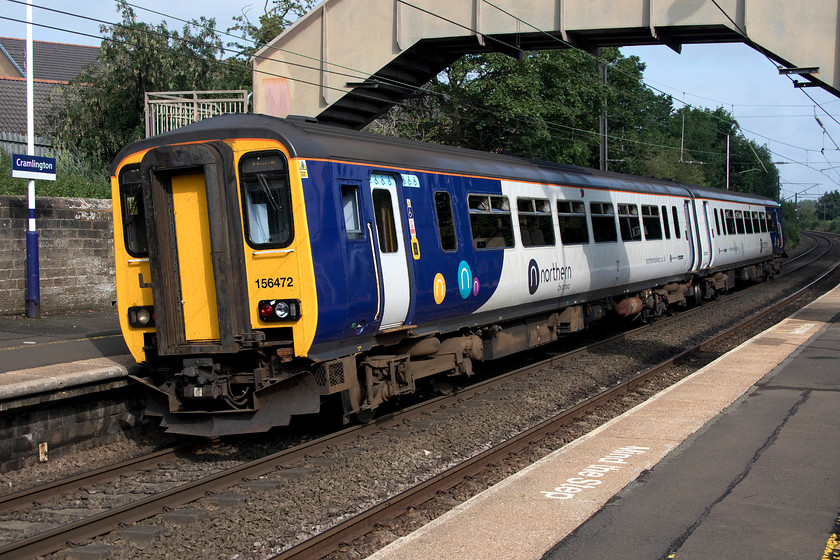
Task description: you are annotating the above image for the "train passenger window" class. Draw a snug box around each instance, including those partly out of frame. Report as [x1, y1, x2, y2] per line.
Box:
[468, 194, 514, 249]
[743, 211, 754, 234]
[557, 200, 589, 244]
[724, 210, 736, 234]
[671, 206, 681, 239]
[517, 198, 555, 247]
[758, 212, 768, 233]
[713, 209, 721, 236]
[590, 202, 617, 243]
[734, 211, 746, 234]
[372, 189, 398, 253]
[240, 153, 293, 247]
[434, 191, 457, 251]
[641, 205, 662, 240]
[618, 204, 642, 242]
[661, 205, 671, 239]
[118, 166, 148, 257]
[341, 185, 363, 240]
[752, 212, 762, 233]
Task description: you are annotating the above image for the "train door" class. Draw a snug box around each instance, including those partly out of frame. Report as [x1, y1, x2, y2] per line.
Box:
[767, 206, 784, 253]
[701, 201, 714, 268]
[171, 171, 219, 342]
[683, 201, 697, 271]
[369, 173, 411, 330]
[140, 143, 251, 356]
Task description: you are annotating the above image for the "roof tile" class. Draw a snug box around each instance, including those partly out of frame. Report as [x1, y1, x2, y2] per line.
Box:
[0, 37, 99, 82]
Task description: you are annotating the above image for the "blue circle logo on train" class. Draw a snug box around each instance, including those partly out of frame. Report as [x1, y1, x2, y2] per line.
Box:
[458, 261, 473, 299]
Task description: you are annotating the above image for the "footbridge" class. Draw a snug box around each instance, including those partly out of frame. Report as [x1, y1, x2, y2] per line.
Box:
[252, 0, 839, 129]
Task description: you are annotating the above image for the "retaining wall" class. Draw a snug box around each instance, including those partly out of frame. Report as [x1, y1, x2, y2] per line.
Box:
[0, 195, 115, 315]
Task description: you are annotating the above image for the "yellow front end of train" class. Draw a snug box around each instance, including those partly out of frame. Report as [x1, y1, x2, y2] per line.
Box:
[110, 137, 322, 434]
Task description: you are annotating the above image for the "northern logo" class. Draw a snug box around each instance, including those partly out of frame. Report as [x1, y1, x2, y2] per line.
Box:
[528, 259, 572, 295]
[528, 259, 540, 295]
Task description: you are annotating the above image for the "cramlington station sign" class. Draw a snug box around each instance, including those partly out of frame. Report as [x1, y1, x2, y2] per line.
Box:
[11, 154, 57, 181]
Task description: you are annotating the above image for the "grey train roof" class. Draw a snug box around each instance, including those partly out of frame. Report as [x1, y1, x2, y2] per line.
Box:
[113, 113, 778, 207]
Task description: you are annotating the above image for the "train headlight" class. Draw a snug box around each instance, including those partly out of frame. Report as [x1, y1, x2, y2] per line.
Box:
[128, 306, 155, 327]
[274, 301, 291, 319]
[258, 299, 301, 322]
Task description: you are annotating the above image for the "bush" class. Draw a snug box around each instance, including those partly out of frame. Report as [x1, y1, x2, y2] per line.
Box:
[781, 201, 800, 247]
[0, 149, 109, 199]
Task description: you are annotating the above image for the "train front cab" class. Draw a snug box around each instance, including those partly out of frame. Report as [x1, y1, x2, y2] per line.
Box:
[112, 139, 323, 436]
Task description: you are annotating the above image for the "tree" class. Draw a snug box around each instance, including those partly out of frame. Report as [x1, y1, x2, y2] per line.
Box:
[369, 49, 610, 166]
[815, 190, 840, 221]
[48, 0, 320, 173]
[228, 0, 316, 53]
[370, 48, 781, 203]
[225, 0, 317, 89]
[781, 200, 801, 245]
[661, 106, 779, 198]
[48, 2, 242, 170]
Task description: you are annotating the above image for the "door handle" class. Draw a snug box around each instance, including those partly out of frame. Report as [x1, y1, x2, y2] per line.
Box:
[367, 222, 382, 321]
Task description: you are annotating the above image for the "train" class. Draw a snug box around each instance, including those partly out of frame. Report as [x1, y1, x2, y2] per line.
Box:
[110, 113, 785, 437]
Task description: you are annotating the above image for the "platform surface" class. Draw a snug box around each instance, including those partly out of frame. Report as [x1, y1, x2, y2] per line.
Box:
[0, 308, 133, 406]
[368, 284, 840, 560]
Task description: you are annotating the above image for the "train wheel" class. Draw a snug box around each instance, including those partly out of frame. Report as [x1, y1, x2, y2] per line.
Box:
[692, 283, 703, 306]
[355, 409, 375, 423]
[433, 378, 455, 395]
[341, 386, 367, 424]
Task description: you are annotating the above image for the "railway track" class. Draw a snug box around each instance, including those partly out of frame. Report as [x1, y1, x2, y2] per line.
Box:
[0, 232, 836, 560]
[280, 232, 840, 560]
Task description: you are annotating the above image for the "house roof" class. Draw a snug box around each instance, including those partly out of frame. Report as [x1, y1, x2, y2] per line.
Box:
[0, 77, 61, 134]
[0, 37, 99, 82]
[0, 38, 99, 136]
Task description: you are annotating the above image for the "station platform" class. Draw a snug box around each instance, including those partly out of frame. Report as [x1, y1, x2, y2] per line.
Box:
[368, 284, 840, 560]
[0, 307, 133, 407]
[0, 309, 138, 468]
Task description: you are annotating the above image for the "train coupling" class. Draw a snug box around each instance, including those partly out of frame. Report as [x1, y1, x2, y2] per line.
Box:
[177, 358, 229, 399]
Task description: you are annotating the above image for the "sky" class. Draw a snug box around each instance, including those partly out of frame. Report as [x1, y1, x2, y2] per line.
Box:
[2, 0, 840, 201]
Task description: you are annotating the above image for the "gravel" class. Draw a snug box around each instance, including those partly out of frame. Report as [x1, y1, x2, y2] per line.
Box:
[1, 235, 831, 560]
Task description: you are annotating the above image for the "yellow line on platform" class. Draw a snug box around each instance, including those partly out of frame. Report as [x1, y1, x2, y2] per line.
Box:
[823, 513, 840, 560]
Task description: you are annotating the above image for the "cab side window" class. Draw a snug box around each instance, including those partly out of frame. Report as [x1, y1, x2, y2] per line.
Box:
[240, 152, 293, 248]
[118, 166, 148, 257]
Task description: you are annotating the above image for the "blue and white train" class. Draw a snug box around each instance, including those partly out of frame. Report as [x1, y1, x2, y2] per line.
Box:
[110, 114, 784, 436]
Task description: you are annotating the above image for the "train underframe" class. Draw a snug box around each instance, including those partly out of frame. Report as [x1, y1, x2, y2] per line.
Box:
[135, 257, 782, 437]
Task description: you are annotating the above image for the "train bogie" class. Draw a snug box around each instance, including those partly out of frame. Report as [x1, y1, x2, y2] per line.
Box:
[110, 114, 784, 436]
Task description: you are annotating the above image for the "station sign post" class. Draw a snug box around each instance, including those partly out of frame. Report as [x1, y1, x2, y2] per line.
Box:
[12, 154, 55, 319]
[11, 154, 57, 181]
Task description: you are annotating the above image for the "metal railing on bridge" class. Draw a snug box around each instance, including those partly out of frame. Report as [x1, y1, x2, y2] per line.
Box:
[144, 90, 250, 138]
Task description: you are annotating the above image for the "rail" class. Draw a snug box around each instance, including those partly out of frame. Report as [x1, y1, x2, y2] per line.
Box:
[0, 232, 835, 559]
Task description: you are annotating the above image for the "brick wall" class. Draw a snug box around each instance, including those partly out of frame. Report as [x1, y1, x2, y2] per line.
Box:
[0, 195, 116, 315]
[0, 386, 146, 472]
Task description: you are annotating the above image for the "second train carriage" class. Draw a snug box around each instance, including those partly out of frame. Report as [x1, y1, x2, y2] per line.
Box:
[111, 114, 784, 436]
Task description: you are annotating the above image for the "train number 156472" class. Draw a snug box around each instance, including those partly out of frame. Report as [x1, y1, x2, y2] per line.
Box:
[254, 277, 294, 288]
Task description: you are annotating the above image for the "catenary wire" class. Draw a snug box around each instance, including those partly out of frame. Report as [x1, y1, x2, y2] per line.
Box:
[2, 0, 829, 179]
